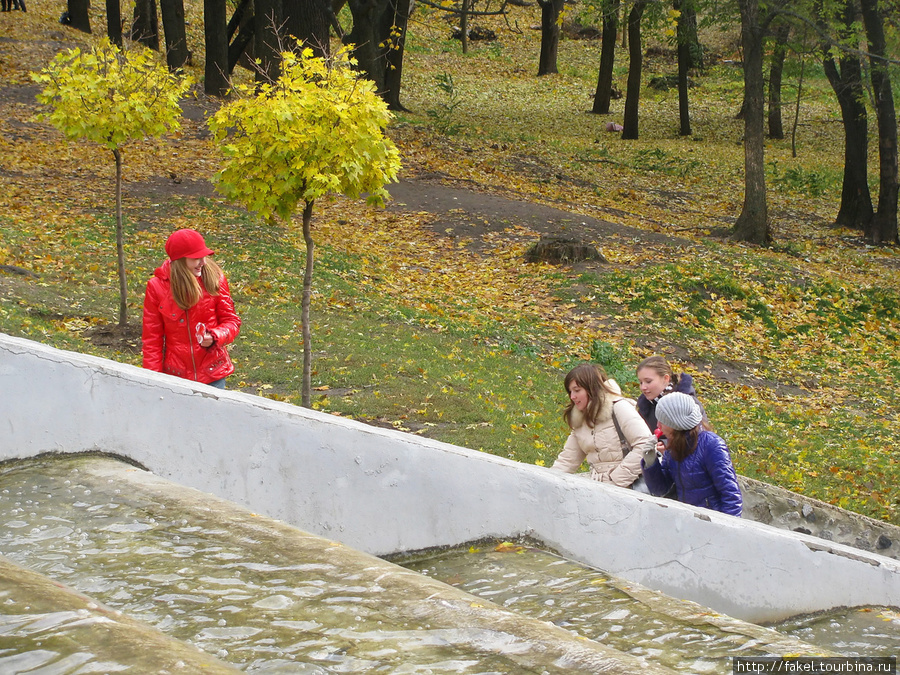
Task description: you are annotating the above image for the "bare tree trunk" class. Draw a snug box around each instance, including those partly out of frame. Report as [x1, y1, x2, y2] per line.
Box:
[113, 148, 128, 327]
[160, 0, 190, 70]
[301, 200, 315, 408]
[592, 0, 620, 114]
[132, 0, 160, 50]
[284, 0, 332, 57]
[537, 0, 564, 75]
[346, 0, 389, 92]
[819, 0, 872, 230]
[790, 54, 804, 157]
[460, 0, 469, 54]
[674, 0, 695, 136]
[860, 0, 899, 244]
[732, 0, 771, 244]
[621, 0, 647, 139]
[107, 0, 123, 46]
[767, 22, 790, 140]
[204, 0, 230, 95]
[255, 0, 283, 83]
[67, 0, 91, 33]
[382, 0, 412, 111]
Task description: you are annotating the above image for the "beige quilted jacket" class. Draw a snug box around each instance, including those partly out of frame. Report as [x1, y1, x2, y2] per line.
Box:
[551, 380, 657, 487]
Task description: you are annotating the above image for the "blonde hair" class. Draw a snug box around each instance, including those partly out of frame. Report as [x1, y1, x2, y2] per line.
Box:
[636, 355, 675, 382]
[169, 257, 223, 310]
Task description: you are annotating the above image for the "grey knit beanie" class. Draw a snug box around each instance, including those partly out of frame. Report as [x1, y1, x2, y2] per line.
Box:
[655, 392, 702, 430]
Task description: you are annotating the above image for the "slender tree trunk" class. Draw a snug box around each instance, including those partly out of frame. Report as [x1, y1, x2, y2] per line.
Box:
[621, 0, 647, 139]
[674, 0, 694, 136]
[767, 22, 790, 140]
[537, 0, 564, 75]
[67, 0, 91, 32]
[205, 0, 230, 95]
[732, 0, 771, 244]
[107, 0, 123, 46]
[132, 0, 160, 49]
[790, 54, 804, 157]
[160, 0, 190, 70]
[819, 0, 872, 230]
[113, 148, 128, 327]
[860, 0, 899, 244]
[301, 200, 315, 408]
[460, 0, 469, 54]
[229, 18, 256, 74]
[592, 0, 620, 114]
[227, 0, 251, 41]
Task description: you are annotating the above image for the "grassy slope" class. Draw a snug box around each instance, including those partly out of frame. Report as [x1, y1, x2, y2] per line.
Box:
[1, 0, 898, 524]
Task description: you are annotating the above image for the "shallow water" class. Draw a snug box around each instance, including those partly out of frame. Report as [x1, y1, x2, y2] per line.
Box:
[401, 544, 900, 669]
[772, 606, 900, 657]
[0, 455, 619, 673]
[2, 454, 896, 674]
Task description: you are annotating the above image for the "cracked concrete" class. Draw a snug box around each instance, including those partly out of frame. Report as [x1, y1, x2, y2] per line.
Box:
[2, 332, 899, 624]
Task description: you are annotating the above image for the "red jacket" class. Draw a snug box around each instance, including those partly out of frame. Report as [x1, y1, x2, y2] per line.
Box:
[142, 260, 241, 384]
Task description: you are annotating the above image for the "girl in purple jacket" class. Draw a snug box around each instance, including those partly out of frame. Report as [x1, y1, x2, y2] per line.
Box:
[641, 393, 743, 516]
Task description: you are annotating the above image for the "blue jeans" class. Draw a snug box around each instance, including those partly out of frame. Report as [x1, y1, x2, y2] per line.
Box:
[208, 378, 227, 389]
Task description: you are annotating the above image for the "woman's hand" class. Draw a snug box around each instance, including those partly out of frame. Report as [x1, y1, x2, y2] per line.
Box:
[200, 331, 214, 348]
[638, 436, 659, 467]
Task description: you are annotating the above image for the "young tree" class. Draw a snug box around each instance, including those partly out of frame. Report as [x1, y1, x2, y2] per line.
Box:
[208, 46, 401, 407]
[32, 38, 190, 326]
[674, 0, 700, 136]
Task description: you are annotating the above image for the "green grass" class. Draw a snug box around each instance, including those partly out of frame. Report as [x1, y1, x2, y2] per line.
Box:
[2, 1, 899, 525]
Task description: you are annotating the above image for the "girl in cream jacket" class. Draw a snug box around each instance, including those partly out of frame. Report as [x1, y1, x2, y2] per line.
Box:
[552, 363, 657, 488]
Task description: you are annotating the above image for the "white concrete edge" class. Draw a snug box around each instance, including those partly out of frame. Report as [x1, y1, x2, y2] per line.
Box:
[2, 332, 898, 624]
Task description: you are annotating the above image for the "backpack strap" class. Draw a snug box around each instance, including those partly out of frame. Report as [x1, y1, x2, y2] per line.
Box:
[611, 399, 631, 458]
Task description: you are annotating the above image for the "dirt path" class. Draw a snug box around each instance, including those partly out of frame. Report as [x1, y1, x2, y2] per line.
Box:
[387, 176, 686, 249]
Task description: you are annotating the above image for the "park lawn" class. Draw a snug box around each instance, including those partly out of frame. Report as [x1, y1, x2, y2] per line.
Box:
[1, 0, 899, 524]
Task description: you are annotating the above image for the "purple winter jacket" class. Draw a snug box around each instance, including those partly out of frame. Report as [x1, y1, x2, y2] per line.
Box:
[642, 430, 743, 516]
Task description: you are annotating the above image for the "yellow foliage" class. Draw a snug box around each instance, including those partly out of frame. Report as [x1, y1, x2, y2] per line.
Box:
[31, 38, 190, 151]
[208, 46, 401, 222]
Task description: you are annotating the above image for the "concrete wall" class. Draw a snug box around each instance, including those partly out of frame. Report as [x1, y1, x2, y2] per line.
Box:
[2, 332, 899, 624]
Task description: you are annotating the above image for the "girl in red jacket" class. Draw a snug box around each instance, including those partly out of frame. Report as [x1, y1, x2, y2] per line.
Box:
[142, 229, 241, 388]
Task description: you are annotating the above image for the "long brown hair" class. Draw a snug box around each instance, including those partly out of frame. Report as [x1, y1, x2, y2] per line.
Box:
[563, 363, 618, 429]
[665, 426, 700, 461]
[170, 257, 224, 310]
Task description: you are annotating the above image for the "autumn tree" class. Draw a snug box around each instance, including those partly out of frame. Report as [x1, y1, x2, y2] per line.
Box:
[859, 0, 898, 244]
[208, 46, 401, 406]
[66, 0, 92, 33]
[537, 0, 565, 75]
[591, 0, 621, 114]
[621, 0, 648, 139]
[818, 0, 873, 231]
[731, 0, 787, 245]
[32, 38, 190, 327]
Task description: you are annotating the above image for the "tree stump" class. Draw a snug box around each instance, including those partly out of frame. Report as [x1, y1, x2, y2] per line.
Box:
[524, 236, 606, 264]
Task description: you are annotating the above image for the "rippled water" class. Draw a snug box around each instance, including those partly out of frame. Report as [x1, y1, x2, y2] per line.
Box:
[401, 544, 900, 670]
[0, 456, 602, 673]
[3, 454, 897, 674]
[772, 607, 900, 657]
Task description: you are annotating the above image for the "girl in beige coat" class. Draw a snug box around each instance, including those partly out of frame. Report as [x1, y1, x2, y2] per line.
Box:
[552, 364, 657, 488]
